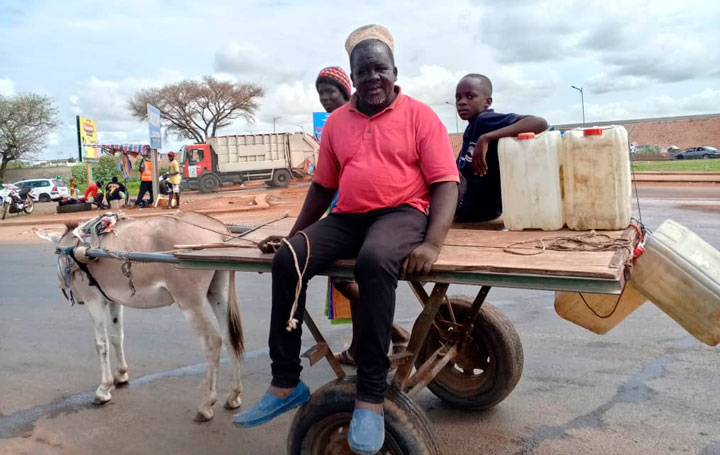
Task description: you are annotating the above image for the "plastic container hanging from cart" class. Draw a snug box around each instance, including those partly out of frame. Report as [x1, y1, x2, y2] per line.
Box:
[631, 220, 720, 346]
[562, 126, 631, 230]
[498, 131, 564, 231]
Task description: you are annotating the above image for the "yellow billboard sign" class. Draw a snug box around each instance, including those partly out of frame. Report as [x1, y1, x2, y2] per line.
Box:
[78, 116, 98, 161]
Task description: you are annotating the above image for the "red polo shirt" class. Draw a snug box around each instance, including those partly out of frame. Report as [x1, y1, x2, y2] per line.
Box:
[314, 88, 459, 214]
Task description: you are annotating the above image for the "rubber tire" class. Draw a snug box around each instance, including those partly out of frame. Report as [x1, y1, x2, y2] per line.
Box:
[416, 298, 524, 410]
[270, 169, 291, 187]
[1, 202, 7, 220]
[56, 202, 93, 214]
[198, 173, 221, 193]
[23, 197, 34, 214]
[703, 154, 709, 159]
[38, 193, 51, 203]
[676, 154, 684, 160]
[288, 377, 440, 455]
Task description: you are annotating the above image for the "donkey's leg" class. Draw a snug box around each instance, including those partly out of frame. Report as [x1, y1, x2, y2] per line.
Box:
[86, 298, 114, 404]
[178, 298, 223, 422]
[207, 271, 242, 410]
[108, 302, 129, 386]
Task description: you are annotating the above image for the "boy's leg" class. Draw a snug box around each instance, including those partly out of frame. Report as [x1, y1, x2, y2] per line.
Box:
[269, 215, 365, 389]
[352, 206, 428, 404]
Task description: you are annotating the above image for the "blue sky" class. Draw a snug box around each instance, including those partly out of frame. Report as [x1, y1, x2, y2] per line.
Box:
[1, 0, 719, 160]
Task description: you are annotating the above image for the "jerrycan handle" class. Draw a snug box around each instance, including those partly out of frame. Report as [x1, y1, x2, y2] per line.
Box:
[517, 132, 535, 140]
[583, 128, 603, 136]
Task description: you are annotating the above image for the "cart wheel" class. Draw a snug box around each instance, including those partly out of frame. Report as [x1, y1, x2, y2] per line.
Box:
[416, 297, 523, 410]
[288, 376, 440, 455]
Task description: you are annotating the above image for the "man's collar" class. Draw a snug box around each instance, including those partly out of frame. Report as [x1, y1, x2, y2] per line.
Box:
[348, 86, 404, 117]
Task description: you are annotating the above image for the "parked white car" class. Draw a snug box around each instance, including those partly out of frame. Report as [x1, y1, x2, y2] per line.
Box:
[12, 178, 70, 202]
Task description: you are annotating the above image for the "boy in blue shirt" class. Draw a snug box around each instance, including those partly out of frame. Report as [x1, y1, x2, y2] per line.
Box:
[455, 74, 548, 222]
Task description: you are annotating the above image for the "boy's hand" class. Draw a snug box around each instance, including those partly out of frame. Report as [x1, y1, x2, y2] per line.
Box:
[401, 242, 440, 278]
[472, 136, 490, 176]
[258, 235, 284, 254]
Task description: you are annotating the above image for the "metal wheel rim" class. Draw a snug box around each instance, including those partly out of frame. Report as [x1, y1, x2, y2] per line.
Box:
[423, 303, 498, 397]
[303, 413, 403, 455]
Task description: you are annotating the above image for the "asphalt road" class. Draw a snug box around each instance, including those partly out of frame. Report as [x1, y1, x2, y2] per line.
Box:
[1, 185, 719, 455]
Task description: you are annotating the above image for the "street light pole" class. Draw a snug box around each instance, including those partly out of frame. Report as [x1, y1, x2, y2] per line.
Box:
[444, 101, 459, 134]
[571, 85, 585, 126]
[273, 115, 282, 134]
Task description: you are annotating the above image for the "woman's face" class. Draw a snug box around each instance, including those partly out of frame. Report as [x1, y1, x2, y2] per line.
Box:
[317, 82, 347, 113]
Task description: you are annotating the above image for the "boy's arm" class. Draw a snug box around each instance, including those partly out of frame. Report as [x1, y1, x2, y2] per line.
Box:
[472, 115, 548, 176]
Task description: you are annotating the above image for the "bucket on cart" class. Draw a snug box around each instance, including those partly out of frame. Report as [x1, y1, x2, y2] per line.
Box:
[498, 131, 564, 231]
[631, 220, 720, 346]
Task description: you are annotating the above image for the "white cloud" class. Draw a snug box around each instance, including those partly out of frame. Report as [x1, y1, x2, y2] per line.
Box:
[0, 77, 15, 96]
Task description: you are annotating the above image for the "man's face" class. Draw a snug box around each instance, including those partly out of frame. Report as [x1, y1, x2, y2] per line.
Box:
[350, 42, 397, 108]
[169, 155, 174, 162]
[317, 82, 346, 113]
[455, 77, 492, 121]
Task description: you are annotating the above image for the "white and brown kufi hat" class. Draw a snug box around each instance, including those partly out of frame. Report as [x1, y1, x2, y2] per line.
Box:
[345, 24, 394, 56]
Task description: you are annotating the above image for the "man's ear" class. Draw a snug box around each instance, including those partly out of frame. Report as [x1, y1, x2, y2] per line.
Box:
[350, 72, 357, 88]
[393, 67, 398, 82]
[486, 96, 493, 109]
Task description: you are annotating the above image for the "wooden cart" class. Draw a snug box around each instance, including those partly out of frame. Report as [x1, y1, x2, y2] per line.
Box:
[166, 217, 638, 455]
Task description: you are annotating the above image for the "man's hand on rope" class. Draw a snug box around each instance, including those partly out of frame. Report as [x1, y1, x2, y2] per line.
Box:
[258, 235, 285, 254]
[401, 242, 440, 279]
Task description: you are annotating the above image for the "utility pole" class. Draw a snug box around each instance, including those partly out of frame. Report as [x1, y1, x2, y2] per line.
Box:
[445, 101, 459, 134]
[273, 115, 282, 134]
[571, 85, 585, 126]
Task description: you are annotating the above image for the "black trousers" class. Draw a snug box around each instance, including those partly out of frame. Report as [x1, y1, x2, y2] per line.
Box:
[269, 205, 427, 403]
[136, 181, 153, 205]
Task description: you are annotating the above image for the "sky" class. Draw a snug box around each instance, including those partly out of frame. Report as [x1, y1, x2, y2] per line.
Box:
[1, 0, 719, 160]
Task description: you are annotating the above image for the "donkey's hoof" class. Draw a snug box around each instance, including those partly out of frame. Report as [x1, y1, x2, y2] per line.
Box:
[194, 409, 214, 422]
[114, 372, 130, 387]
[92, 394, 111, 405]
[224, 396, 242, 410]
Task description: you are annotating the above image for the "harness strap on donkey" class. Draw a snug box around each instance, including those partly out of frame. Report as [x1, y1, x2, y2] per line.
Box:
[56, 243, 115, 304]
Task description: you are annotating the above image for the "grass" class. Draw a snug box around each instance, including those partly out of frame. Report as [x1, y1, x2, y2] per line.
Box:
[631, 159, 720, 172]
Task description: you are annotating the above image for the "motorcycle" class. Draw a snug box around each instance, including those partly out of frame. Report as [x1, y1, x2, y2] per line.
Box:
[1, 184, 34, 220]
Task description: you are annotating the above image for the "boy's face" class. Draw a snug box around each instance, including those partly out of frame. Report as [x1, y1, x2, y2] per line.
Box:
[317, 82, 346, 113]
[455, 77, 492, 121]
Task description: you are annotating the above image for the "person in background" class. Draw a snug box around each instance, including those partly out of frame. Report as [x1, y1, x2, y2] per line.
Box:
[136, 154, 153, 207]
[454, 74, 548, 222]
[315, 65, 411, 366]
[105, 176, 126, 206]
[68, 178, 79, 197]
[166, 151, 181, 208]
[83, 179, 107, 209]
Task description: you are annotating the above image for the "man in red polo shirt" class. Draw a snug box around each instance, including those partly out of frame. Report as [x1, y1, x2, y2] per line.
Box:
[234, 24, 458, 453]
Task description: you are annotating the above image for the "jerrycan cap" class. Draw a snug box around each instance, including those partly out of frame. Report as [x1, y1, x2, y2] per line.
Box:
[583, 128, 603, 136]
[517, 132, 535, 140]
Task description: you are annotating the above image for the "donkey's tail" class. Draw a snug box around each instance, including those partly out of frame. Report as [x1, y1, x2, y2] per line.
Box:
[227, 271, 244, 357]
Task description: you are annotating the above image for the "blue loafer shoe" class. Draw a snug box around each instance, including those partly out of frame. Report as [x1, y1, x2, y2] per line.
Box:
[232, 381, 310, 428]
[348, 408, 385, 454]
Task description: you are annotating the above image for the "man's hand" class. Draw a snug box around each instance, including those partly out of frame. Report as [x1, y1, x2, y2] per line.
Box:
[401, 242, 440, 278]
[472, 135, 489, 176]
[258, 235, 284, 254]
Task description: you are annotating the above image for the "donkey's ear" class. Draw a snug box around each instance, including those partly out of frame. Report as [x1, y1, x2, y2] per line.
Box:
[34, 229, 63, 244]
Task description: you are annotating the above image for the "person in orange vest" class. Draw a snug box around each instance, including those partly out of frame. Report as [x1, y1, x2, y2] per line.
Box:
[135, 154, 153, 207]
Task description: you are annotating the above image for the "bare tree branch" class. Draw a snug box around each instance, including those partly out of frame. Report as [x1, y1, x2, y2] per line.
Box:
[127, 77, 263, 144]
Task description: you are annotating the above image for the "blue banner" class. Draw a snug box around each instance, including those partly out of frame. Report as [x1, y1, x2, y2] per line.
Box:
[313, 112, 330, 141]
[147, 103, 162, 149]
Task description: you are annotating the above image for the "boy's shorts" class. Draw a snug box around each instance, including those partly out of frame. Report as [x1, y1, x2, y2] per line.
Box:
[171, 184, 180, 193]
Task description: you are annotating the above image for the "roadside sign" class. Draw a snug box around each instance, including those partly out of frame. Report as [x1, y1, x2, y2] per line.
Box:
[147, 104, 162, 149]
[313, 112, 330, 141]
[76, 115, 99, 162]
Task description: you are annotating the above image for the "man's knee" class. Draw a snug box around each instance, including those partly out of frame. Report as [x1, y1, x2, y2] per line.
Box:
[354, 248, 396, 283]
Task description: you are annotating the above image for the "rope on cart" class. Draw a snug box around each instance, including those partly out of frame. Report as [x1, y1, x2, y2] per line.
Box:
[503, 231, 634, 257]
[281, 231, 310, 332]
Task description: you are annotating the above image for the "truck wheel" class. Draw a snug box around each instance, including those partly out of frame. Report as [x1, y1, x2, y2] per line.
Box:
[198, 173, 221, 193]
[288, 377, 440, 455]
[415, 298, 523, 410]
[270, 169, 291, 187]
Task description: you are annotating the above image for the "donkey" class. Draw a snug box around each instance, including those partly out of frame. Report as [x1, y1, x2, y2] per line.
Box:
[38, 212, 244, 422]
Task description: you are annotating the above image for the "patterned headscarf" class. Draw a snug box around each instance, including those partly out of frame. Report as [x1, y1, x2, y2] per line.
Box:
[316, 66, 352, 101]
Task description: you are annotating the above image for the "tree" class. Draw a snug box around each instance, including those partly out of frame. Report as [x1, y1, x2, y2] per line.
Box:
[0, 93, 60, 180]
[128, 76, 263, 144]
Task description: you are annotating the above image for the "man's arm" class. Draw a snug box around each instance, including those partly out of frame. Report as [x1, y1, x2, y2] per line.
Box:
[402, 181, 458, 277]
[257, 182, 336, 253]
[472, 115, 549, 176]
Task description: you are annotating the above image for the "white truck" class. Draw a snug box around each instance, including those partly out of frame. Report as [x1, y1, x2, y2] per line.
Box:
[180, 132, 320, 192]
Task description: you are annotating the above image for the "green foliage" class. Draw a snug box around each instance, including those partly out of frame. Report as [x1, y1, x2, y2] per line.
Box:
[632, 159, 720, 172]
[636, 145, 660, 154]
